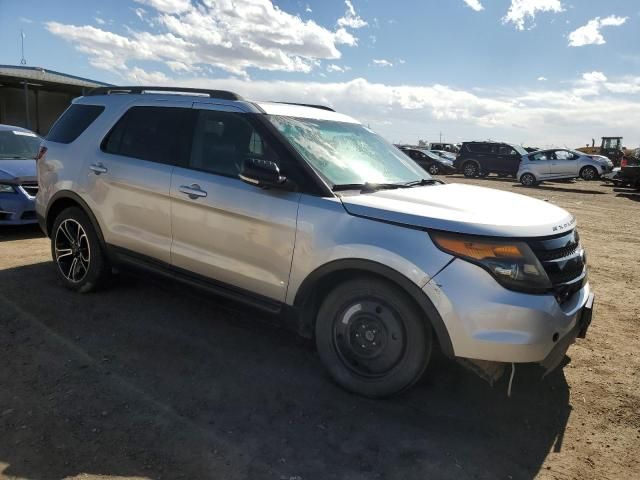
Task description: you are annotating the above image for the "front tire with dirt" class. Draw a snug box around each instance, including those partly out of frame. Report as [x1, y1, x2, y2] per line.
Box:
[315, 277, 432, 397]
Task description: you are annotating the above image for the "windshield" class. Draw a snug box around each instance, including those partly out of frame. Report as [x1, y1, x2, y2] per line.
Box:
[0, 130, 41, 159]
[267, 116, 428, 186]
[512, 145, 528, 156]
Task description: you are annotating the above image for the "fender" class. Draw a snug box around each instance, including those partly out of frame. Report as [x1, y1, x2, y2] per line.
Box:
[293, 258, 454, 357]
[44, 190, 106, 248]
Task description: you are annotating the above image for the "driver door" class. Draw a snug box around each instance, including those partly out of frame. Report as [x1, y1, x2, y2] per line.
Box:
[169, 104, 301, 302]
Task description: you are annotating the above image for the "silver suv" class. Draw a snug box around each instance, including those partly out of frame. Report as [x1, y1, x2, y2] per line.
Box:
[518, 148, 614, 186]
[36, 87, 594, 397]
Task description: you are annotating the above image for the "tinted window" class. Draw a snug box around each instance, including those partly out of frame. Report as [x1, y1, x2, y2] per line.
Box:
[190, 110, 279, 177]
[499, 146, 518, 156]
[103, 106, 192, 165]
[469, 144, 489, 154]
[47, 104, 104, 144]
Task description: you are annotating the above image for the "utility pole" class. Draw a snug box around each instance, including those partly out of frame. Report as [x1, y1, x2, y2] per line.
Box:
[20, 30, 27, 65]
[439, 131, 442, 143]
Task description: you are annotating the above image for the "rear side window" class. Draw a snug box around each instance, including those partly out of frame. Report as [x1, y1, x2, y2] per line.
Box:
[47, 104, 105, 144]
[469, 144, 489, 154]
[103, 106, 193, 166]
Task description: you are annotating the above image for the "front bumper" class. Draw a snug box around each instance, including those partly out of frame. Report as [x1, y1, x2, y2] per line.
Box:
[423, 258, 592, 364]
[0, 190, 37, 225]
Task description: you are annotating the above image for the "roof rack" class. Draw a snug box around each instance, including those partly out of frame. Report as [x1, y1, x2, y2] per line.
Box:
[274, 101, 335, 112]
[86, 86, 243, 101]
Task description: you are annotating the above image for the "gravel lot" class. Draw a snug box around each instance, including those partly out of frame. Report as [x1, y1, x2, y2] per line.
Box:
[1, 177, 638, 480]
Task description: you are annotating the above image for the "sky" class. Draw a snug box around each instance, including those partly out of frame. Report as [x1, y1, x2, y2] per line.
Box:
[1, 0, 639, 147]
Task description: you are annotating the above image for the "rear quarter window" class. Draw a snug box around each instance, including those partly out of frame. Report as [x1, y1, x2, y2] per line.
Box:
[47, 104, 105, 144]
[102, 106, 193, 166]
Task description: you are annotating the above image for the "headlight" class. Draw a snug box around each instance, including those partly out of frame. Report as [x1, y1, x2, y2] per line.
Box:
[441, 160, 454, 166]
[0, 184, 16, 194]
[430, 232, 551, 293]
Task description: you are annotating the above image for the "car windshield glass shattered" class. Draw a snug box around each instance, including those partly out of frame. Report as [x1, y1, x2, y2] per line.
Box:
[0, 131, 41, 159]
[267, 115, 429, 187]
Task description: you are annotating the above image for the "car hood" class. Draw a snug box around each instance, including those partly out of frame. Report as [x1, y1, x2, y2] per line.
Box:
[339, 183, 575, 238]
[0, 159, 37, 183]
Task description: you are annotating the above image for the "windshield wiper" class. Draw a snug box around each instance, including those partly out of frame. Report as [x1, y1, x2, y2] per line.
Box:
[332, 182, 407, 193]
[332, 178, 442, 193]
[402, 178, 443, 187]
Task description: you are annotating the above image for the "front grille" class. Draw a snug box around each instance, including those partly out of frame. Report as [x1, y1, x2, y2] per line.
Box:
[529, 229, 586, 304]
[20, 182, 39, 197]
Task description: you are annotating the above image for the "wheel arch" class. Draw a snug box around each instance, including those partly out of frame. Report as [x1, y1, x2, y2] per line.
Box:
[45, 191, 106, 248]
[292, 259, 454, 357]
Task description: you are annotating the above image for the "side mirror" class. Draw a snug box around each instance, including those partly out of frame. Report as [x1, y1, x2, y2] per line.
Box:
[239, 158, 295, 190]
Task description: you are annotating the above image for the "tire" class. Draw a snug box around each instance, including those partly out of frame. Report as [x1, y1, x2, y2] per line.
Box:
[427, 163, 439, 175]
[580, 166, 598, 181]
[51, 207, 111, 293]
[315, 277, 432, 397]
[463, 161, 479, 178]
[520, 172, 537, 186]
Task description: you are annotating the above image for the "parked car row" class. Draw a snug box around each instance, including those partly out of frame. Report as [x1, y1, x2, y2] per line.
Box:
[397, 140, 615, 187]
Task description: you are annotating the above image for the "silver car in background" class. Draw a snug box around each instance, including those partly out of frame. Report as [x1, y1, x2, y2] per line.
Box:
[517, 148, 613, 186]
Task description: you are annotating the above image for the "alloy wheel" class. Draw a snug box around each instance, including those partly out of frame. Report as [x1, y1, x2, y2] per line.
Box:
[582, 167, 596, 180]
[54, 219, 91, 283]
[521, 173, 535, 186]
[428, 164, 439, 175]
[463, 163, 477, 177]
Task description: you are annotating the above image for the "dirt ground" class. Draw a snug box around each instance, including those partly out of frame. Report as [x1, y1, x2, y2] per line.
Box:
[0, 176, 638, 480]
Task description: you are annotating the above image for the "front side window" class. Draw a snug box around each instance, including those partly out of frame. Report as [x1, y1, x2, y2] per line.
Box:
[531, 152, 549, 161]
[267, 116, 427, 186]
[103, 106, 192, 165]
[190, 110, 279, 177]
[0, 130, 41, 159]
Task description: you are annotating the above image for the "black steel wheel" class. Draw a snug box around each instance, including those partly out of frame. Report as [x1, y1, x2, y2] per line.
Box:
[315, 277, 432, 397]
[51, 207, 111, 292]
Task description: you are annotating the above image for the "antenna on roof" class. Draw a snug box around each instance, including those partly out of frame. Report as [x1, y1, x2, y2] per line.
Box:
[20, 29, 27, 65]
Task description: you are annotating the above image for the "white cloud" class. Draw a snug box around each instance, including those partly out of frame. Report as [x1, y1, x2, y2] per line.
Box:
[463, 0, 484, 12]
[582, 71, 607, 83]
[46, 0, 363, 77]
[503, 0, 563, 30]
[135, 0, 191, 14]
[149, 74, 640, 146]
[568, 15, 628, 47]
[337, 0, 367, 29]
[95, 17, 105, 25]
[372, 59, 393, 67]
[327, 64, 350, 73]
[537, 76, 547, 81]
[305, 5, 312, 13]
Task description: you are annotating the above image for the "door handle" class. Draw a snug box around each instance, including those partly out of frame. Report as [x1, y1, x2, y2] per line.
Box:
[89, 163, 108, 175]
[179, 184, 208, 199]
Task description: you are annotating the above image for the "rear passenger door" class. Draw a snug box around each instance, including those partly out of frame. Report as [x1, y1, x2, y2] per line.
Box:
[86, 103, 192, 264]
[550, 150, 579, 176]
[497, 145, 521, 174]
[169, 104, 301, 302]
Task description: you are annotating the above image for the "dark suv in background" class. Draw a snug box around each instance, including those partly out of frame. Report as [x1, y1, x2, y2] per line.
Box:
[455, 141, 527, 178]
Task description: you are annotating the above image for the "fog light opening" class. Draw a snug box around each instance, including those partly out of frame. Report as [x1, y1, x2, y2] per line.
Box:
[552, 332, 559, 343]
